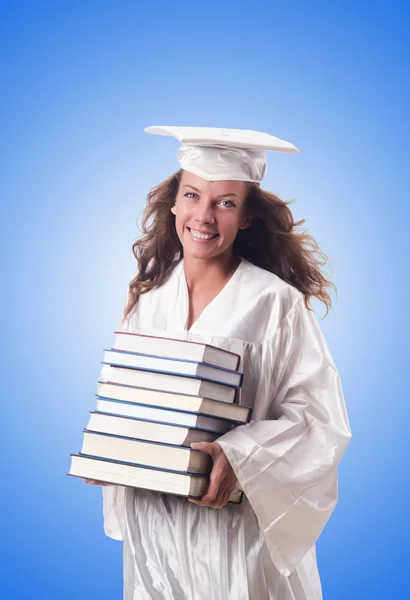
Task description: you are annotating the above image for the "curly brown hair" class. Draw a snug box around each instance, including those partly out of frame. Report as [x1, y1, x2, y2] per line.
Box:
[123, 169, 336, 320]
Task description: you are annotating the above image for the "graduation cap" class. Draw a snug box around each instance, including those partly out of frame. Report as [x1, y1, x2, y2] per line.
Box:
[144, 126, 299, 183]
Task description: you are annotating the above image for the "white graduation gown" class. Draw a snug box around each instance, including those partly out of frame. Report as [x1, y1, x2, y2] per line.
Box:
[100, 258, 352, 600]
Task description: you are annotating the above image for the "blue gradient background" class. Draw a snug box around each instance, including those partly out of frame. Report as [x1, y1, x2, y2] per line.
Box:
[1, 1, 408, 598]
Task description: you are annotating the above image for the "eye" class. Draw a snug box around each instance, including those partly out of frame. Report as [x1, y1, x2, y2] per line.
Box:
[218, 199, 236, 208]
[184, 192, 198, 199]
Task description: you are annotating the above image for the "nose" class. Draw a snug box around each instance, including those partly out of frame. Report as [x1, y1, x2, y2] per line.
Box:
[194, 202, 215, 225]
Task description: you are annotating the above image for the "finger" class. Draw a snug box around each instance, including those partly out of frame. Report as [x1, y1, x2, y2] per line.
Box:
[209, 487, 233, 509]
[219, 488, 232, 508]
[187, 489, 229, 509]
[197, 478, 224, 507]
[190, 441, 219, 458]
[187, 482, 220, 507]
[209, 486, 229, 509]
[82, 478, 112, 486]
[199, 474, 221, 504]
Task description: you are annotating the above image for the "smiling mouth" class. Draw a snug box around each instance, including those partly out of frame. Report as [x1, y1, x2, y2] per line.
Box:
[187, 227, 219, 241]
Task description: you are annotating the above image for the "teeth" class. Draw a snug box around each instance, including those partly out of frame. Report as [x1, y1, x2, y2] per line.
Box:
[189, 229, 216, 240]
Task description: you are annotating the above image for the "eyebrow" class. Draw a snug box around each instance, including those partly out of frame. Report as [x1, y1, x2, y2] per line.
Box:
[181, 185, 239, 199]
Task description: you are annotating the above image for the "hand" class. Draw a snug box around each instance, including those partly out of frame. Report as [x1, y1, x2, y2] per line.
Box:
[82, 478, 112, 486]
[188, 442, 238, 509]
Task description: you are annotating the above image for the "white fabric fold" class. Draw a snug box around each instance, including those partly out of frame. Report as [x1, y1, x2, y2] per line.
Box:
[217, 300, 352, 576]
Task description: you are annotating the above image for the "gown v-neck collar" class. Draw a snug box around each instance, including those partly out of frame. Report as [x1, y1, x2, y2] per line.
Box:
[176, 258, 245, 333]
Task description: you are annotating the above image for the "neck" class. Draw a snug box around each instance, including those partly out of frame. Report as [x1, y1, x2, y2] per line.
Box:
[183, 253, 240, 291]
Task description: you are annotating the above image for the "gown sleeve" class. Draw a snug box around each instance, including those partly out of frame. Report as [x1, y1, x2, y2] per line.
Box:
[216, 296, 352, 577]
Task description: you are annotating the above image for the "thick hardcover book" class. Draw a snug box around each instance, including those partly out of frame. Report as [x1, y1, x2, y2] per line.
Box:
[96, 383, 252, 423]
[100, 366, 237, 403]
[85, 411, 220, 445]
[95, 398, 235, 434]
[68, 454, 243, 503]
[80, 430, 213, 474]
[102, 350, 243, 388]
[113, 332, 241, 371]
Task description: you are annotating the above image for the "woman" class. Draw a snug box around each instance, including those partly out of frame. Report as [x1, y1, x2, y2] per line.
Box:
[87, 126, 352, 599]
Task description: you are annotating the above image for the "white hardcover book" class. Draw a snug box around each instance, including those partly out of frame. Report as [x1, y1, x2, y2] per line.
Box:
[85, 411, 219, 445]
[113, 332, 240, 371]
[80, 431, 212, 474]
[95, 398, 234, 434]
[100, 366, 237, 403]
[102, 350, 243, 387]
[96, 383, 251, 423]
[68, 454, 243, 502]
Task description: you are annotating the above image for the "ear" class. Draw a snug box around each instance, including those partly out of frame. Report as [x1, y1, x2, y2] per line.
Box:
[170, 205, 176, 215]
[239, 214, 252, 230]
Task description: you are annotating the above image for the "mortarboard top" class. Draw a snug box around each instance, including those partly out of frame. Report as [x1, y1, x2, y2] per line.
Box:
[145, 126, 298, 153]
[145, 125, 298, 183]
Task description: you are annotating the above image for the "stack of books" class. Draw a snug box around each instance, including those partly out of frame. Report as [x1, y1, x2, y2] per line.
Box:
[68, 332, 251, 503]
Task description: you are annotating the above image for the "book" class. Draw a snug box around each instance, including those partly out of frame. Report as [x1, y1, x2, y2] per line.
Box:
[80, 430, 213, 474]
[100, 365, 237, 403]
[85, 411, 219, 445]
[96, 383, 251, 423]
[102, 350, 243, 387]
[68, 454, 242, 502]
[113, 332, 240, 371]
[95, 398, 235, 434]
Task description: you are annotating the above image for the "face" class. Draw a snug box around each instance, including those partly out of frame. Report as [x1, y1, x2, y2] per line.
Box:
[171, 171, 251, 263]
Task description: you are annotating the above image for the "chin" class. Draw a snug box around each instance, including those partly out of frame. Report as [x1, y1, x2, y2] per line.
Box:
[183, 245, 232, 263]
[183, 247, 215, 260]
